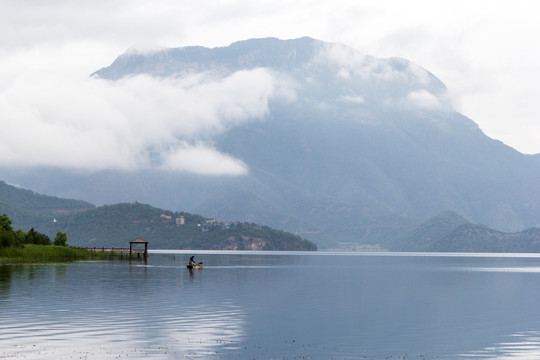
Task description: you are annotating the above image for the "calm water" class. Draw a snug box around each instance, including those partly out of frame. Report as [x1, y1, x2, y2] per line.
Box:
[2, 251, 540, 359]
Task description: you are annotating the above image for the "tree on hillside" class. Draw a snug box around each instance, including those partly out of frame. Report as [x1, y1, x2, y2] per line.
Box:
[0, 214, 56, 248]
[25, 228, 51, 245]
[0, 228, 15, 248]
[53, 231, 68, 246]
[0, 214, 15, 247]
[0, 214, 13, 232]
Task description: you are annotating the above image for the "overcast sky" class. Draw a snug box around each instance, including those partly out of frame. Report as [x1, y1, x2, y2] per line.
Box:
[2, 0, 540, 175]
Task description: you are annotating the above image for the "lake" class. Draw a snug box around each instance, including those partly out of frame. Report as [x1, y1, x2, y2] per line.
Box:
[1, 251, 540, 359]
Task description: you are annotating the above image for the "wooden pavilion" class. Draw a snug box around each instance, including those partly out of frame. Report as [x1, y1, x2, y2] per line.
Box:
[129, 238, 148, 258]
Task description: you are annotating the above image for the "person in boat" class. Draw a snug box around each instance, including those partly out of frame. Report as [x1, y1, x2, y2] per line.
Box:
[188, 256, 203, 269]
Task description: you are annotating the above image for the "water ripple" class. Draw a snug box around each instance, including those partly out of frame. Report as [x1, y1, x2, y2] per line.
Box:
[460, 332, 540, 359]
[2, 254, 540, 359]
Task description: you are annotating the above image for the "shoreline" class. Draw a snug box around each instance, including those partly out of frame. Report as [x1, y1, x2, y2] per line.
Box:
[0, 244, 128, 264]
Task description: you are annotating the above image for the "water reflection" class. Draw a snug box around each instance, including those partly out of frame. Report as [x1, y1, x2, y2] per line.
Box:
[461, 266, 540, 273]
[0, 260, 247, 359]
[1, 253, 540, 359]
[0, 265, 13, 291]
[461, 331, 540, 359]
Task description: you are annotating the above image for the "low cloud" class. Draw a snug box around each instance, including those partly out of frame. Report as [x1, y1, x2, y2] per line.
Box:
[338, 95, 365, 104]
[160, 143, 248, 175]
[406, 89, 447, 110]
[0, 66, 293, 175]
[312, 43, 450, 108]
[315, 42, 422, 83]
[314, 43, 379, 80]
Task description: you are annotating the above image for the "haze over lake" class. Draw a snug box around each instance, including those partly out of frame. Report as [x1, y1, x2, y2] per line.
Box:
[2, 251, 540, 359]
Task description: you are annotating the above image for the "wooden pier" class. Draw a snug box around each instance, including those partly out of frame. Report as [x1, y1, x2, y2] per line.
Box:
[81, 247, 143, 255]
[80, 238, 149, 258]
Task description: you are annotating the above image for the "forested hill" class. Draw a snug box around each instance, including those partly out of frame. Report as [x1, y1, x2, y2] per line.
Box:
[57, 202, 317, 251]
[0, 181, 94, 213]
[0, 181, 316, 251]
[0, 180, 95, 230]
[10, 199, 315, 251]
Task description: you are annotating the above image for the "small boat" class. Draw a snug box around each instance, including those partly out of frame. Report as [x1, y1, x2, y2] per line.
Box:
[187, 256, 203, 269]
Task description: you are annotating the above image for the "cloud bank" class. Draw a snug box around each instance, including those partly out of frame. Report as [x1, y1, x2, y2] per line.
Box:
[0, 67, 293, 175]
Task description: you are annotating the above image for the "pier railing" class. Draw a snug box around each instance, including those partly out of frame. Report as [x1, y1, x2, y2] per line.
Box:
[77, 247, 147, 255]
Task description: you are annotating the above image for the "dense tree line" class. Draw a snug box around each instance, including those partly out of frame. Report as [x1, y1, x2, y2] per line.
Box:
[0, 214, 67, 248]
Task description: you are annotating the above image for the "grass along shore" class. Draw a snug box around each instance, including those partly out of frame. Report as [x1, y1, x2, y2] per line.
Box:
[0, 244, 127, 263]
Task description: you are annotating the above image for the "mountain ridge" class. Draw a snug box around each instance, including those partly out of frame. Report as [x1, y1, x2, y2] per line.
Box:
[396, 211, 540, 252]
[92, 37, 323, 79]
[4, 37, 540, 249]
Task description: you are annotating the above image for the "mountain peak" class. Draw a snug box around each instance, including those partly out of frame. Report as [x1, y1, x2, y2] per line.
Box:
[394, 211, 470, 251]
[91, 37, 322, 80]
[91, 37, 447, 110]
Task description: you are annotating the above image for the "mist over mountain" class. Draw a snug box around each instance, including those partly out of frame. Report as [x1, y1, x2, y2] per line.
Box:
[4, 37, 540, 249]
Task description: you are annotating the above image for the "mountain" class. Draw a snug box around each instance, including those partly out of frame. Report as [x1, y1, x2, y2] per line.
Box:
[0, 180, 94, 230]
[0, 181, 316, 251]
[57, 202, 317, 251]
[393, 210, 469, 251]
[4, 37, 540, 249]
[396, 211, 540, 252]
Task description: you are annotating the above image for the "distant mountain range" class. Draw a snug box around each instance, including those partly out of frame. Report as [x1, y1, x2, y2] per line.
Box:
[3, 37, 540, 250]
[2, 180, 538, 252]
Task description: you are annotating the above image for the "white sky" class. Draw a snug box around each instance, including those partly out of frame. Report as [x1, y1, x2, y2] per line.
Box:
[1, 0, 540, 175]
